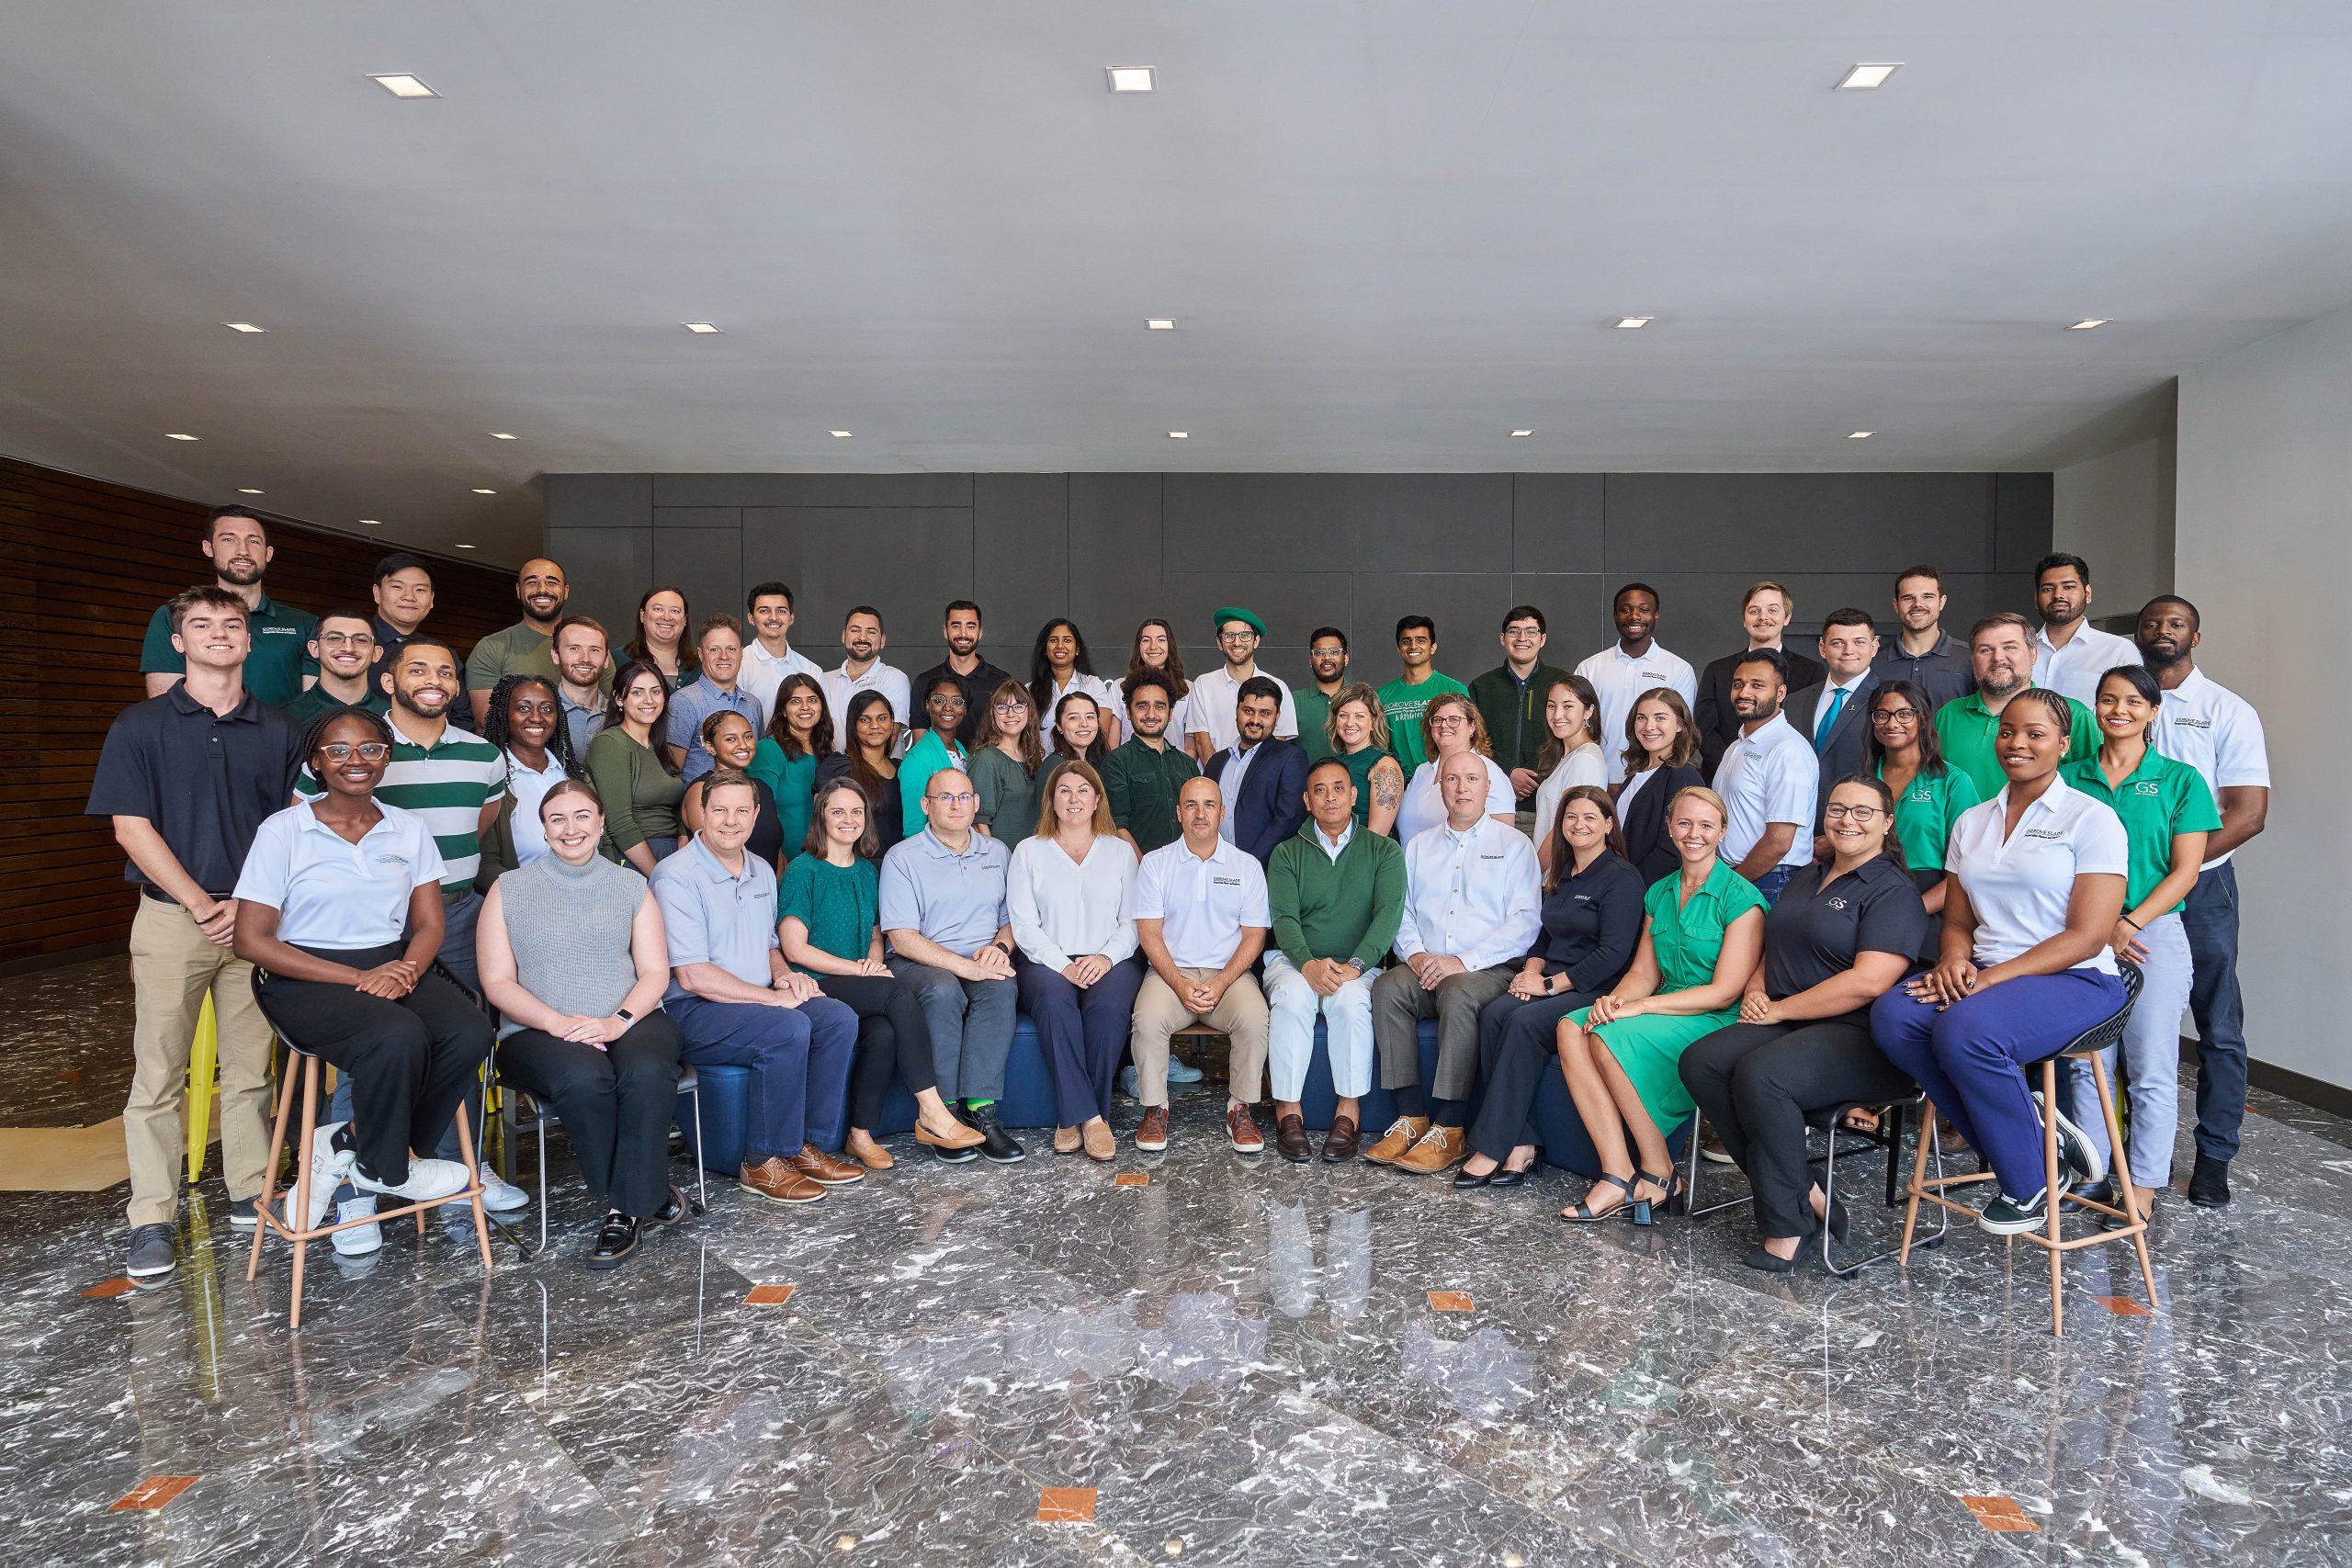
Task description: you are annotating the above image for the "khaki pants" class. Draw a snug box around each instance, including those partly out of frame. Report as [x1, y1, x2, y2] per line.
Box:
[125, 898, 276, 1226]
[1130, 967, 1269, 1108]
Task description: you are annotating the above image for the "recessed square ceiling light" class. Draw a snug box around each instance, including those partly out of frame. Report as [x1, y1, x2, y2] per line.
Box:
[223, 321, 266, 333]
[829, 430, 854, 438]
[165, 432, 198, 441]
[1167, 431, 1189, 439]
[490, 432, 518, 440]
[683, 321, 721, 334]
[1147, 319, 1176, 331]
[1836, 62, 1901, 90]
[370, 73, 438, 98]
[1510, 430, 1534, 438]
[1107, 66, 1156, 93]
[471, 488, 497, 494]
[1849, 430, 1874, 439]
[2069, 319, 2109, 331]
[1615, 316, 1654, 330]
[237, 488, 264, 494]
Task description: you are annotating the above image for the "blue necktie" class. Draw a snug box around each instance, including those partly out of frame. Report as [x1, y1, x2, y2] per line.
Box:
[1814, 686, 1847, 750]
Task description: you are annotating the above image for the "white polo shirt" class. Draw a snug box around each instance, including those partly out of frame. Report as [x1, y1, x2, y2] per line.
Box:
[2032, 623, 2140, 709]
[232, 801, 447, 950]
[2147, 666, 2269, 868]
[1396, 816, 1543, 973]
[1713, 712, 1819, 869]
[821, 660, 912, 746]
[1045, 671, 1127, 737]
[740, 638, 822, 717]
[1946, 776, 2128, 973]
[1574, 642, 1699, 784]
[1178, 666, 1299, 753]
[1133, 835, 1271, 969]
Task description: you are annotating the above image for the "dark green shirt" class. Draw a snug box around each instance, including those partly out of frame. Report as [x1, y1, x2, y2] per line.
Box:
[1101, 737, 1199, 853]
[140, 592, 318, 709]
[1468, 662, 1570, 777]
[776, 852, 880, 972]
[280, 683, 390, 728]
[1933, 691, 2098, 804]
[1266, 822, 1407, 970]
[1293, 686, 1337, 766]
[968, 745, 1043, 849]
[2060, 747, 2220, 911]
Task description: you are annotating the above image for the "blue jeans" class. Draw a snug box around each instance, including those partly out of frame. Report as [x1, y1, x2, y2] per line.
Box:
[2181, 863, 2248, 1161]
[1017, 955, 1146, 1126]
[1755, 864, 1795, 905]
[1870, 968, 2129, 1202]
[668, 993, 858, 1161]
[888, 958, 1017, 1102]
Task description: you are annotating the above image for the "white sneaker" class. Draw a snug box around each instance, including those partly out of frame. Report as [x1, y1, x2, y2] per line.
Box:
[352, 1157, 470, 1205]
[308, 1123, 358, 1230]
[332, 1196, 382, 1257]
[479, 1169, 530, 1213]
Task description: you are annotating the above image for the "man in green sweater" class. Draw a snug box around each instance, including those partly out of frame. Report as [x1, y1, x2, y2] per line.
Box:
[1263, 758, 1407, 1164]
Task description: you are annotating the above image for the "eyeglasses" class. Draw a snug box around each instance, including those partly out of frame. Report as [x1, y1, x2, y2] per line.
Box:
[930, 791, 977, 807]
[1871, 708, 1920, 725]
[317, 742, 391, 761]
[1216, 630, 1259, 644]
[1823, 804, 1884, 822]
[317, 631, 376, 648]
[1428, 715, 1466, 728]
[993, 701, 1028, 714]
[929, 694, 967, 708]
[1309, 645, 1347, 658]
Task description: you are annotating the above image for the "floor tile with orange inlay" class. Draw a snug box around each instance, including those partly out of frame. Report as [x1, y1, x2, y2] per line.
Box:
[1036, 1487, 1097, 1522]
[745, 1283, 796, 1305]
[2093, 1295, 2153, 1316]
[1114, 1173, 1148, 1188]
[1960, 1495, 2040, 1532]
[1426, 1291, 1475, 1312]
[111, 1476, 199, 1511]
[81, 1277, 136, 1299]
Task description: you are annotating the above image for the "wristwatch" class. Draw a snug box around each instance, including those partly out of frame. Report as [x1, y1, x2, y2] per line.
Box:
[615, 1007, 636, 1023]
[1343, 957, 1367, 975]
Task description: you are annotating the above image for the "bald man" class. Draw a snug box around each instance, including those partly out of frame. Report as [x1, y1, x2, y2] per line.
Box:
[466, 556, 610, 726]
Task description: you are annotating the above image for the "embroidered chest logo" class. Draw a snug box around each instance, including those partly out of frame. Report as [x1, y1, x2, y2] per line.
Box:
[1212, 875, 1242, 887]
[2022, 828, 2065, 840]
[2131, 781, 2162, 796]
[1826, 897, 1849, 910]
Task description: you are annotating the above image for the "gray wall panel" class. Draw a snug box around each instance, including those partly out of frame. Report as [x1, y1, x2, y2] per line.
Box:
[1506, 572, 1613, 665]
[653, 472, 974, 508]
[543, 473, 651, 530]
[1068, 473, 1168, 642]
[1601, 474, 1998, 575]
[650, 528, 744, 642]
[1163, 474, 1512, 573]
[1995, 473, 2057, 575]
[974, 473, 1069, 654]
[1511, 474, 1606, 574]
[653, 505, 743, 531]
[547, 525, 653, 638]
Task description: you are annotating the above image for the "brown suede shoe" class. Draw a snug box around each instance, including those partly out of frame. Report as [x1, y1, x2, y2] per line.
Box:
[1227, 1102, 1264, 1154]
[1136, 1106, 1170, 1152]
[1275, 1113, 1312, 1163]
[1363, 1115, 1430, 1165]
[786, 1144, 865, 1186]
[844, 1130, 895, 1170]
[1054, 1126, 1081, 1156]
[1321, 1115, 1360, 1162]
[1081, 1120, 1116, 1163]
[739, 1157, 825, 1204]
[1395, 1124, 1468, 1175]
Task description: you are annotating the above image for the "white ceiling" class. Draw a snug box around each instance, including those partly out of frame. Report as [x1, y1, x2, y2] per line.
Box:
[6, 1, 2351, 563]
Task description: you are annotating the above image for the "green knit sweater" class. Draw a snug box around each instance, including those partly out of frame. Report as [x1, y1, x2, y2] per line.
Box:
[1266, 822, 1407, 970]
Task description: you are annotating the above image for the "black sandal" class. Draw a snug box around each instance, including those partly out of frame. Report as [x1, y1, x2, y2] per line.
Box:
[1561, 1172, 1636, 1223]
[1628, 1169, 1685, 1227]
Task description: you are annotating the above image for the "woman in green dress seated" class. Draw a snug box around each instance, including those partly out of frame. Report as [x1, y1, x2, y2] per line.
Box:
[1555, 784, 1767, 1224]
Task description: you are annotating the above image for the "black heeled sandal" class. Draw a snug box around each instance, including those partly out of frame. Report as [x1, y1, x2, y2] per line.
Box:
[1627, 1169, 1685, 1227]
[1561, 1172, 1636, 1224]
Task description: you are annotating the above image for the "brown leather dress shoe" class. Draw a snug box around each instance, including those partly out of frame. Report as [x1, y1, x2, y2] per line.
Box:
[914, 1114, 987, 1151]
[786, 1144, 865, 1186]
[1054, 1126, 1081, 1156]
[1321, 1115, 1360, 1162]
[845, 1130, 895, 1170]
[1136, 1106, 1170, 1152]
[1363, 1115, 1430, 1165]
[1227, 1102, 1265, 1154]
[739, 1157, 825, 1204]
[1275, 1112, 1312, 1163]
[1395, 1124, 1469, 1175]
[1081, 1120, 1115, 1162]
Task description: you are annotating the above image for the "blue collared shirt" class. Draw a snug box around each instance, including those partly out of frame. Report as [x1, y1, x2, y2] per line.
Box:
[650, 832, 780, 1001]
[877, 828, 1011, 954]
[664, 678, 766, 784]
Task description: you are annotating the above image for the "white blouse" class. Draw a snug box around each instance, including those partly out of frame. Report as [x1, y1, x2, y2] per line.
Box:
[1531, 741, 1607, 846]
[1946, 776, 2128, 974]
[1008, 833, 1140, 969]
[1396, 753, 1519, 846]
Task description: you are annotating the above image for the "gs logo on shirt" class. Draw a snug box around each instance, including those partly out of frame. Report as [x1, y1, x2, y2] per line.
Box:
[1826, 897, 1849, 910]
[1905, 784, 1934, 803]
[2131, 781, 2162, 796]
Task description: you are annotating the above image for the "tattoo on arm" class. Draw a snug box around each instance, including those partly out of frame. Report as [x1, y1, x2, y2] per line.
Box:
[1372, 764, 1403, 809]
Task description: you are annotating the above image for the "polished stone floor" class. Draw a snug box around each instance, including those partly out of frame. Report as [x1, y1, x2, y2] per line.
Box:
[6, 956, 2352, 1566]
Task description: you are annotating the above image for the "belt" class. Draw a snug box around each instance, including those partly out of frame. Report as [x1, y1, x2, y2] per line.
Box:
[142, 887, 232, 906]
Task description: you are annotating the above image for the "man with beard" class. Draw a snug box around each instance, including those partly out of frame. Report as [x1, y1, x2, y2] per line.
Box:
[1180, 606, 1299, 762]
[1574, 583, 1698, 785]
[2139, 595, 2271, 1209]
[467, 557, 608, 728]
[550, 615, 612, 754]
[369, 552, 435, 670]
[1206, 678, 1309, 868]
[1712, 649, 1818, 904]
[282, 608, 390, 725]
[2031, 554, 2139, 708]
[141, 505, 318, 707]
[1292, 627, 1351, 766]
[1933, 612, 2098, 801]
[912, 600, 1011, 748]
[822, 604, 910, 743]
[1871, 565, 1972, 712]
[1103, 671, 1199, 855]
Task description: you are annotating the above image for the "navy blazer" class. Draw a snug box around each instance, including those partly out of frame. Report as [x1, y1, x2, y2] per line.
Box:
[1619, 762, 1709, 886]
[1786, 669, 1881, 827]
[1204, 738, 1309, 867]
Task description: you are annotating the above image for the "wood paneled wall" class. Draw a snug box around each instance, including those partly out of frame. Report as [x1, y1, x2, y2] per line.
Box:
[0, 456, 520, 965]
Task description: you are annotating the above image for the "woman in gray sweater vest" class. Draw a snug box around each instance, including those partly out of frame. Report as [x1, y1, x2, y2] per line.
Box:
[479, 777, 685, 1269]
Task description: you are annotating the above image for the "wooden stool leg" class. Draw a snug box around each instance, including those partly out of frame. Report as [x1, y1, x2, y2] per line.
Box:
[2091, 1053, 2159, 1307]
[451, 1100, 496, 1273]
[288, 1057, 319, 1332]
[249, 1051, 300, 1282]
[1900, 1100, 1936, 1264]
[2041, 1060, 2064, 1338]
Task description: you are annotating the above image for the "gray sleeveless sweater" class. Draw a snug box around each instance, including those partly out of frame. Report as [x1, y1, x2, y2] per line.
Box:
[497, 852, 649, 1036]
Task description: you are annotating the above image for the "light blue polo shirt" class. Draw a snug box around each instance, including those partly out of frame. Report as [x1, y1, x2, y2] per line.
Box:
[650, 832, 780, 1002]
[232, 801, 445, 950]
[878, 828, 1011, 954]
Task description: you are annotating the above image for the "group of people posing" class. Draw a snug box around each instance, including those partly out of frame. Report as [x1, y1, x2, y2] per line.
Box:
[99, 502, 2269, 1282]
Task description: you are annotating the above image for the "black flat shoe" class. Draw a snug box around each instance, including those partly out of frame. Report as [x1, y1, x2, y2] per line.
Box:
[1452, 1167, 1494, 1190]
[1744, 1247, 1797, 1275]
[587, 1213, 641, 1270]
[649, 1186, 688, 1227]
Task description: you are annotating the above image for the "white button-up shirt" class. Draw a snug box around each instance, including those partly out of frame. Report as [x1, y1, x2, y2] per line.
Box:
[1713, 711, 1820, 868]
[1177, 666, 1299, 753]
[1946, 775, 2129, 973]
[1395, 816, 1542, 972]
[1311, 820, 1353, 863]
[2032, 623, 2140, 708]
[1008, 834, 1139, 969]
[232, 801, 446, 950]
[821, 660, 912, 746]
[1574, 642, 1699, 784]
[1215, 739, 1267, 842]
[2147, 666, 2268, 867]
[1133, 835, 1271, 969]
[740, 638, 822, 717]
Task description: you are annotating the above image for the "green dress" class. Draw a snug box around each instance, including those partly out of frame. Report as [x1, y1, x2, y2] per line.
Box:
[1568, 860, 1768, 1126]
[1338, 744, 1393, 827]
[1880, 761, 1982, 872]
[748, 738, 820, 863]
[969, 745, 1043, 848]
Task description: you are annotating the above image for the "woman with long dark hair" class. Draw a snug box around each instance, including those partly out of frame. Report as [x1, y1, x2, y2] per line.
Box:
[817, 690, 905, 860]
[1123, 617, 1192, 707]
[1049, 690, 1111, 768]
[1615, 688, 1708, 885]
[749, 671, 831, 864]
[1030, 617, 1125, 746]
[1863, 678, 1980, 919]
[1530, 674, 1608, 874]
[586, 659, 685, 872]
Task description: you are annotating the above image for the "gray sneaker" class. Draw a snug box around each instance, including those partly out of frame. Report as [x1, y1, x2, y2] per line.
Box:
[332, 1196, 383, 1257]
[126, 1223, 176, 1279]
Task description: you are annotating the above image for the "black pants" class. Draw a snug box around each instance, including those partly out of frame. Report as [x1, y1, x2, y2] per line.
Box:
[1465, 987, 1602, 1160]
[496, 1013, 684, 1217]
[256, 942, 493, 1188]
[1676, 1013, 1915, 1241]
[817, 974, 938, 1129]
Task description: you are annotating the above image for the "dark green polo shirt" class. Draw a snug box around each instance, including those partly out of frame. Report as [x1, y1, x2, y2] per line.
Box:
[1102, 737, 1200, 853]
[2060, 747, 2220, 912]
[279, 684, 391, 728]
[140, 592, 318, 709]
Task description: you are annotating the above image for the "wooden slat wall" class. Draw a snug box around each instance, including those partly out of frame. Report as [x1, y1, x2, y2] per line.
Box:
[0, 456, 522, 964]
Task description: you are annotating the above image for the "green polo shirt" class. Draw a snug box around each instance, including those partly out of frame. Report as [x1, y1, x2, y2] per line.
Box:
[1377, 671, 1467, 775]
[140, 592, 318, 709]
[464, 619, 615, 698]
[279, 684, 391, 728]
[1101, 736, 1200, 853]
[2060, 748, 2220, 911]
[1933, 691, 2098, 804]
[1293, 685, 1337, 766]
[1878, 761, 1981, 872]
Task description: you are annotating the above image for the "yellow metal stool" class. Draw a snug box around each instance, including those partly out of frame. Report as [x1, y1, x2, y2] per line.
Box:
[185, 995, 219, 1184]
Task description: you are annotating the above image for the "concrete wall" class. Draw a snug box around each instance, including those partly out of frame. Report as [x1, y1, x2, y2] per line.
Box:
[546, 471, 2050, 681]
[2176, 306, 2352, 1092]
[2052, 401, 2177, 624]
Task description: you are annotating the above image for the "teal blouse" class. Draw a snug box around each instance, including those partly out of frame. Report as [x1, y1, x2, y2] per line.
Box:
[749, 738, 820, 863]
[776, 852, 880, 973]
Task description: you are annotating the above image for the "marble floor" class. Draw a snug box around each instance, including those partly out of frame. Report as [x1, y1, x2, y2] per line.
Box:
[6, 957, 2352, 1567]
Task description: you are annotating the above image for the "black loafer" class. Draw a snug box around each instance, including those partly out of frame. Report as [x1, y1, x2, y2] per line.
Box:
[967, 1103, 1026, 1164]
[587, 1213, 641, 1270]
[649, 1186, 688, 1227]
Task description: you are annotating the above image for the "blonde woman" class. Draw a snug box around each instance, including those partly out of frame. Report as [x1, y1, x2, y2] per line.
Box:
[1327, 682, 1405, 836]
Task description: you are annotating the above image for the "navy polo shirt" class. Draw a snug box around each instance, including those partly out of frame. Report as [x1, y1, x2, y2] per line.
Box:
[1760, 852, 1928, 1001]
[85, 683, 304, 900]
